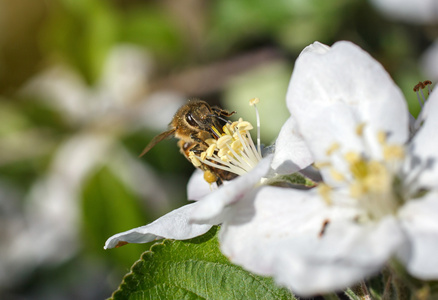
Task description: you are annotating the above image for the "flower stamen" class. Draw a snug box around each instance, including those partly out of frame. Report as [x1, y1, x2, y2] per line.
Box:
[319, 124, 408, 220]
[190, 99, 264, 182]
[249, 97, 262, 157]
[413, 80, 432, 108]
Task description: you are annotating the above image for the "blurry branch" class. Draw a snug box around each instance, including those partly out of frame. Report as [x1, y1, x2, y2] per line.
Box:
[149, 48, 284, 96]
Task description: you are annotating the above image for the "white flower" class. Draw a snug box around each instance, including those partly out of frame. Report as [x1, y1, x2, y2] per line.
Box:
[104, 101, 314, 249]
[1, 45, 178, 287]
[195, 41, 438, 296]
[370, 0, 438, 24]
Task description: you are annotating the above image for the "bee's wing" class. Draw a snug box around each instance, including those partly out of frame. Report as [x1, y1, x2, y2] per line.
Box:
[139, 129, 176, 157]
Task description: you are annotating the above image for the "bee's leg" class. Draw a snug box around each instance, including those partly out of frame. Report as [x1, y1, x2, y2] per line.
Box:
[190, 133, 209, 147]
[215, 177, 223, 186]
[212, 106, 236, 117]
[190, 147, 204, 155]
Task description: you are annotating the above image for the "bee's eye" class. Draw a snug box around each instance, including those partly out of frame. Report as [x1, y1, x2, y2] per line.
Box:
[186, 113, 198, 127]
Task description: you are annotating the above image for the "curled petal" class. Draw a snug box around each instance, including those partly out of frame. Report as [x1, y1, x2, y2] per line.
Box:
[104, 202, 212, 249]
[190, 155, 273, 224]
[300, 41, 331, 55]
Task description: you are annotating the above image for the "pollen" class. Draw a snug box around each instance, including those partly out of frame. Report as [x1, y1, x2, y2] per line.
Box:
[203, 170, 217, 184]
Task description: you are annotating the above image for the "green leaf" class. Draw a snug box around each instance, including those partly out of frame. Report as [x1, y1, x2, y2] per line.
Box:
[81, 166, 149, 267]
[111, 226, 296, 300]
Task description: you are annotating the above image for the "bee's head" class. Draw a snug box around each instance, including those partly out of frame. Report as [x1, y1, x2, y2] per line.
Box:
[185, 102, 215, 130]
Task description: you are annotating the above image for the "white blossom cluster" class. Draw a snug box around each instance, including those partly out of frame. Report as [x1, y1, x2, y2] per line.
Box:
[105, 41, 438, 296]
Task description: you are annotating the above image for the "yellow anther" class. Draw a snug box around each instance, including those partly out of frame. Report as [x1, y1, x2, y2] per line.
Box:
[231, 140, 242, 151]
[189, 152, 202, 167]
[236, 121, 253, 131]
[314, 161, 331, 169]
[221, 155, 229, 162]
[229, 121, 239, 132]
[365, 161, 391, 193]
[218, 147, 228, 158]
[350, 182, 365, 198]
[345, 151, 361, 164]
[318, 183, 332, 205]
[377, 131, 387, 145]
[249, 98, 260, 106]
[326, 142, 340, 156]
[223, 125, 232, 136]
[205, 138, 217, 146]
[206, 144, 216, 157]
[330, 168, 345, 182]
[383, 145, 405, 161]
[350, 160, 368, 179]
[200, 152, 207, 161]
[217, 135, 232, 148]
[355, 123, 366, 136]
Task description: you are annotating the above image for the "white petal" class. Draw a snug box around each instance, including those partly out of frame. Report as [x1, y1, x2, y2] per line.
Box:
[300, 41, 331, 55]
[271, 117, 313, 175]
[22, 65, 90, 122]
[187, 169, 216, 201]
[407, 90, 438, 189]
[104, 202, 212, 249]
[190, 155, 273, 224]
[287, 41, 409, 176]
[220, 187, 404, 296]
[398, 192, 438, 279]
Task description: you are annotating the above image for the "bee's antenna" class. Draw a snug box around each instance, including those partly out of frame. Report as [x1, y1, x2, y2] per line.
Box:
[211, 114, 232, 124]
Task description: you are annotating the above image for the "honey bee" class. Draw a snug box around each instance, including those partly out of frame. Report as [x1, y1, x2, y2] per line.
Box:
[139, 99, 238, 185]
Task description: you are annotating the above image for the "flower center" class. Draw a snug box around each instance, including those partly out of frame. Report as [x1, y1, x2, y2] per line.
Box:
[317, 124, 406, 221]
[189, 99, 263, 183]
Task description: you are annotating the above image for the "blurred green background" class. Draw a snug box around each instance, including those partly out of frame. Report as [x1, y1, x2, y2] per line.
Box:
[0, 0, 436, 298]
